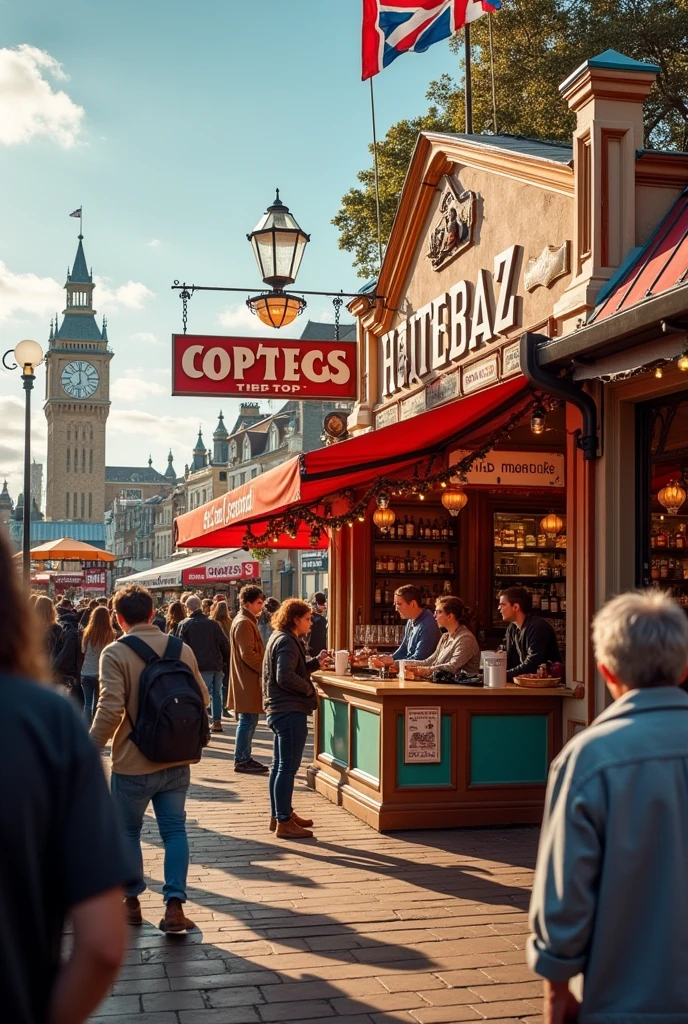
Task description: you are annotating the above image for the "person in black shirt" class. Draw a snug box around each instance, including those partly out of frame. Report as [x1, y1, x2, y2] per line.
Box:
[498, 586, 562, 680]
[307, 592, 328, 658]
[0, 530, 132, 1024]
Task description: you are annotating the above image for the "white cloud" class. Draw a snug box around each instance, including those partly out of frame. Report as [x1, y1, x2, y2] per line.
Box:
[95, 277, 154, 310]
[146, 239, 162, 248]
[130, 331, 166, 349]
[110, 366, 170, 403]
[0, 261, 62, 322]
[109, 408, 200, 470]
[0, 394, 47, 502]
[0, 45, 85, 148]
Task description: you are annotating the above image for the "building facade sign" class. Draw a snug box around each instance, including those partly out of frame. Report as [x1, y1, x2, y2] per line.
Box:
[380, 244, 523, 400]
[426, 371, 460, 409]
[462, 354, 499, 393]
[182, 562, 260, 585]
[83, 568, 108, 590]
[502, 340, 521, 377]
[450, 449, 565, 487]
[173, 334, 357, 399]
[301, 552, 329, 573]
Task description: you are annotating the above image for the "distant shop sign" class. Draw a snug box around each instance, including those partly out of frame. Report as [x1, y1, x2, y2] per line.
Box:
[172, 334, 357, 399]
[182, 562, 260, 585]
[83, 568, 108, 590]
[301, 553, 329, 573]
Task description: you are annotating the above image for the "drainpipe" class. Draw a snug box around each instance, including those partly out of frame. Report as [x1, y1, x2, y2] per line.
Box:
[519, 332, 599, 460]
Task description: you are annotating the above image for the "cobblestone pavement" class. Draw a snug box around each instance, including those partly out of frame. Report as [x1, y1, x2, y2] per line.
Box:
[93, 721, 544, 1024]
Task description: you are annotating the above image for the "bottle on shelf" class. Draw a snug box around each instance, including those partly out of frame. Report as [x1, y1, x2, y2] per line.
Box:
[656, 523, 668, 548]
[418, 517, 424, 539]
[549, 584, 558, 614]
[431, 558, 438, 573]
[532, 588, 542, 610]
[406, 515, 415, 539]
[541, 588, 550, 612]
[412, 551, 420, 573]
[494, 524, 502, 547]
[383, 581, 393, 605]
[374, 583, 382, 605]
[433, 519, 440, 541]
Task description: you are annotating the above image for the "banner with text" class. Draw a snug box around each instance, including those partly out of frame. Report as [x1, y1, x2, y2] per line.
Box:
[182, 562, 260, 585]
[172, 334, 357, 399]
[449, 449, 565, 488]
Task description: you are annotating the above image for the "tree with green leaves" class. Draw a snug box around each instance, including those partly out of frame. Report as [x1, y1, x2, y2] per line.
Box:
[334, 0, 688, 279]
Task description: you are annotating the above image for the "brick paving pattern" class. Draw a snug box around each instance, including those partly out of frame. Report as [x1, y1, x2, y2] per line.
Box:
[93, 722, 544, 1023]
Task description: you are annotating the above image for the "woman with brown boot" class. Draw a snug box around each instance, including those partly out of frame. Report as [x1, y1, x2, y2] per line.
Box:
[262, 599, 328, 839]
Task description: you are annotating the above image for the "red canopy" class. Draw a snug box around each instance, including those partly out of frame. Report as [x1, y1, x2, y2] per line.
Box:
[174, 376, 530, 549]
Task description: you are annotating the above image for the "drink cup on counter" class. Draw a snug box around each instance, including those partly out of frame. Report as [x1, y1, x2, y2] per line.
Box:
[483, 651, 507, 688]
[398, 660, 406, 681]
[334, 650, 349, 675]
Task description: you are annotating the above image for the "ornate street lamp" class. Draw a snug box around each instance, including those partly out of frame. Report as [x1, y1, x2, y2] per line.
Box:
[172, 190, 382, 334]
[247, 190, 309, 328]
[2, 338, 44, 584]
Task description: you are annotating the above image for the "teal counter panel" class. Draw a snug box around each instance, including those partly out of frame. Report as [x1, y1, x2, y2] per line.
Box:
[352, 707, 380, 780]
[396, 715, 452, 787]
[470, 714, 548, 785]
[320, 698, 349, 766]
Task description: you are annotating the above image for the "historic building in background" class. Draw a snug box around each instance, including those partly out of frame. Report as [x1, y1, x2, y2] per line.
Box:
[44, 233, 112, 523]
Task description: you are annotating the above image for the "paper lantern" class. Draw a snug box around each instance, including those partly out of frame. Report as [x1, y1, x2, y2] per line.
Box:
[658, 479, 687, 516]
[441, 486, 468, 517]
[540, 513, 564, 536]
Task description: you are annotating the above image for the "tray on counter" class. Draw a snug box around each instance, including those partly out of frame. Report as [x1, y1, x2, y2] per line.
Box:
[513, 675, 563, 689]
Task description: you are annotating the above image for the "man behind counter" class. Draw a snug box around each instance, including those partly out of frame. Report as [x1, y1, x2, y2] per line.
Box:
[498, 586, 561, 680]
[370, 585, 441, 671]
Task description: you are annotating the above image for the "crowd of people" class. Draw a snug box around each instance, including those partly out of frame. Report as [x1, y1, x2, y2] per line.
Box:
[3, 514, 688, 1024]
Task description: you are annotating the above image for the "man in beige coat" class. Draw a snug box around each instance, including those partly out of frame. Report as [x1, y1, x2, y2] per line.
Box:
[90, 584, 209, 935]
[229, 585, 267, 773]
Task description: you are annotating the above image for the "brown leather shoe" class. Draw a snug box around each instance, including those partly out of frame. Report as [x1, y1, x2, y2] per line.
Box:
[276, 819, 313, 839]
[124, 896, 142, 926]
[159, 897, 196, 935]
[212, 722, 223, 733]
[291, 811, 314, 828]
[270, 811, 314, 833]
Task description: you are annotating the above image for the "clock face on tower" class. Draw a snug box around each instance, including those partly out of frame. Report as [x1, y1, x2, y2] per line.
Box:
[61, 360, 99, 399]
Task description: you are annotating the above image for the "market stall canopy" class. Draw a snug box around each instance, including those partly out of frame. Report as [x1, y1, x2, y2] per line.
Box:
[174, 376, 530, 549]
[24, 538, 115, 562]
[114, 547, 259, 590]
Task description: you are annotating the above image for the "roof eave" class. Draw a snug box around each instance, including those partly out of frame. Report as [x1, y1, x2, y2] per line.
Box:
[538, 283, 688, 368]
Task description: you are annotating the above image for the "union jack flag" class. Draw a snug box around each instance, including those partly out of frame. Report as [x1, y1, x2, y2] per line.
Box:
[362, 0, 501, 80]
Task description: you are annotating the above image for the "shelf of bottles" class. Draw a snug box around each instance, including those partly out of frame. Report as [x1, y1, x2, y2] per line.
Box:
[492, 511, 567, 652]
[368, 508, 459, 641]
[650, 514, 688, 606]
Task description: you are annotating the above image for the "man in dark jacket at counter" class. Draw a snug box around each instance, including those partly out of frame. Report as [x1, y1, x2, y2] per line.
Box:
[178, 596, 230, 732]
[498, 587, 561, 680]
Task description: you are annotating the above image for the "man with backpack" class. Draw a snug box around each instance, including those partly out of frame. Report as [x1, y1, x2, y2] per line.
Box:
[90, 584, 210, 935]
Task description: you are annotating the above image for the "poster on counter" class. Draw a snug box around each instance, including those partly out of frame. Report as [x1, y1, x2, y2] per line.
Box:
[404, 706, 441, 764]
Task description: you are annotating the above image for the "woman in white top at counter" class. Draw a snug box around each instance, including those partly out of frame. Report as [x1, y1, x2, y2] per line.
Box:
[405, 596, 481, 678]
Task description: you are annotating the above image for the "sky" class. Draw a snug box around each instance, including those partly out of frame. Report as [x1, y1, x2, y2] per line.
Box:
[0, 0, 462, 506]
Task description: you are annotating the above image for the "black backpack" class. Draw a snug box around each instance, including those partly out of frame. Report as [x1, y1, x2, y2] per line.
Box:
[118, 635, 210, 762]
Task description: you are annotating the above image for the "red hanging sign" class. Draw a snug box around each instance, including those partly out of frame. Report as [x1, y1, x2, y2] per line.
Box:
[172, 334, 357, 399]
[181, 562, 261, 585]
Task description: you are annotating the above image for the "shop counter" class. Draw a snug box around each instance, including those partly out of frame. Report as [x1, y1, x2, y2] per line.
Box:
[306, 671, 572, 831]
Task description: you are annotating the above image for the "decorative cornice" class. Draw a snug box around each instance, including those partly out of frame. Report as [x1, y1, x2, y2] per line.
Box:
[352, 133, 574, 336]
[560, 67, 656, 113]
[635, 151, 688, 189]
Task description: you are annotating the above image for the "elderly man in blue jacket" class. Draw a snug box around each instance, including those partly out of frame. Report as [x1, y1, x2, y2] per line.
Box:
[369, 585, 441, 672]
[528, 590, 688, 1023]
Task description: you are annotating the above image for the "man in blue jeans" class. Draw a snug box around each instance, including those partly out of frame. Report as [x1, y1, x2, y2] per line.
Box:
[178, 595, 230, 733]
[90, 584, 210, 934]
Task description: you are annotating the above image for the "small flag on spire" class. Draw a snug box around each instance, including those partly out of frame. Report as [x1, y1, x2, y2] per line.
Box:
[69, 208, 82, 218]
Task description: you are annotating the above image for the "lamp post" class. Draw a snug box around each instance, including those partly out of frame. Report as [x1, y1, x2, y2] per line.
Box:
[172, 188, 384, 336]
[2, 339, 44, 584]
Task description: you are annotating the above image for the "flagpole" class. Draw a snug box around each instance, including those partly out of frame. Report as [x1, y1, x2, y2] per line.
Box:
[369, 78, 383, 271]
[488, 13, 498, 134]
[80, 207, 83, 237]
[464, 24, 473, 135]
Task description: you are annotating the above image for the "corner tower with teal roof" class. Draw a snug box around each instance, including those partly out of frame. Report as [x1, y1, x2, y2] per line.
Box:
[44, 231, 113, 523]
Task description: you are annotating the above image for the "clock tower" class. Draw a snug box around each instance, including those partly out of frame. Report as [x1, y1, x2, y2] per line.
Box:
[44, 233, 112, 522]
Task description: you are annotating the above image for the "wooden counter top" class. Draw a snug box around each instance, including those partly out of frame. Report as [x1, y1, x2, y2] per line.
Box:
[313, 670, 573, 698]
